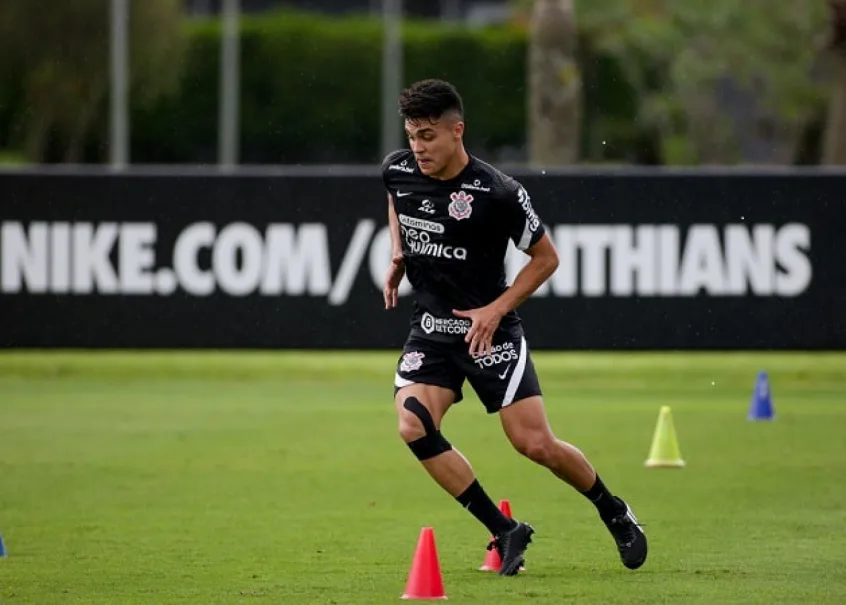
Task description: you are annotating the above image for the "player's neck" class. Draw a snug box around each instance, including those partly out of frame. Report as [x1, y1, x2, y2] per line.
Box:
[430, 148, 470, 181]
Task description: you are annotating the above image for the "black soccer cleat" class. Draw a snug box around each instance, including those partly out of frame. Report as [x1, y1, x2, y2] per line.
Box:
[488, 521, 535, 576]
[603, 497, 648, 570]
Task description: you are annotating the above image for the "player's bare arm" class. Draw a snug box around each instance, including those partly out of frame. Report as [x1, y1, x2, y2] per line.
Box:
[493, 232, 559, 315]
[453, 233, 559, 357]
[384, 193, 405, 310]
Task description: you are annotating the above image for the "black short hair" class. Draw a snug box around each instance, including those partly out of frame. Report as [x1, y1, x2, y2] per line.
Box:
[398, 79, 464, 123]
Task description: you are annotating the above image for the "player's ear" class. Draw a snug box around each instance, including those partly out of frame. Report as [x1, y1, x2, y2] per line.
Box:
[453, 120, 464, 139]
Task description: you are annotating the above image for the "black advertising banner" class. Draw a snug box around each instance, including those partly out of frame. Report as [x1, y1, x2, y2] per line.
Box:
[0, 169, 844, 350]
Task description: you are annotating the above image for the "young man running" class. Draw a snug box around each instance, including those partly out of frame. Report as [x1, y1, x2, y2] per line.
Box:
[382, 79, 647, 576]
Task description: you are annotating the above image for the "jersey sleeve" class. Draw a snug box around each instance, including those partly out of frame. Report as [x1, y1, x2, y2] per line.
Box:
[380, 149, 407, 192]
[503, 180, 545, 251]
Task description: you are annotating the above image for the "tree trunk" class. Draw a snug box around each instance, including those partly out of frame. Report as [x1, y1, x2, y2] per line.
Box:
[823, 58, 846, 164]
[528, 0, 581, 166]
[823, 0, 846, 164]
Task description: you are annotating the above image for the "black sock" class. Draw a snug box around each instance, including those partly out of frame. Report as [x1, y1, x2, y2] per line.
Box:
[581, 474, 624, 520]
[456, 479, 517, 536]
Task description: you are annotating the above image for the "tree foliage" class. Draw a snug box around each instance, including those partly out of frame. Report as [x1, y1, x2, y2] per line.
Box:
[515, 0, 831, 164]
[0, 0, 185, 162]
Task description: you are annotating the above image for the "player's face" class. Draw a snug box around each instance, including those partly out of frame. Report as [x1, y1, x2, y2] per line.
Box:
[405, 117, 463, 177]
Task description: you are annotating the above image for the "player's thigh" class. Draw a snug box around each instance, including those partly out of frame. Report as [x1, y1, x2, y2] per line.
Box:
[461, 332, 543, 415]
[498, 395, 554, 455]
[394, 383, 456, 431]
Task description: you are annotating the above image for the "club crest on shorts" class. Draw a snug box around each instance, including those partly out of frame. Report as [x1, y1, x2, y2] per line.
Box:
[448, 191, 474, 220]
[400, 351, 425, 372]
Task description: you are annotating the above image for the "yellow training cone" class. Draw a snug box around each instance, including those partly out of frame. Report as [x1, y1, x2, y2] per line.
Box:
[644, 406, 685, 468]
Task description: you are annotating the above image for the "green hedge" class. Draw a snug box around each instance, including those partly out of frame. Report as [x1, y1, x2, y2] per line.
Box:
[128, 9, 642, 165]
[1, 9, 827, 165]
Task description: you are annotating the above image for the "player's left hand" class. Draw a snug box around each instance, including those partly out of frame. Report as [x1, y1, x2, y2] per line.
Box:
[452, 304, 505, 357]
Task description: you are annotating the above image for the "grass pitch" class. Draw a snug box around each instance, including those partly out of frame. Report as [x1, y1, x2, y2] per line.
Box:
[0, 351, 844, 604]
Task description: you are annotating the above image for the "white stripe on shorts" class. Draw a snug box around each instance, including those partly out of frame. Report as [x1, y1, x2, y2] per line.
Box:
[502, 336, 528, 407]
[395, 373, 415, 388]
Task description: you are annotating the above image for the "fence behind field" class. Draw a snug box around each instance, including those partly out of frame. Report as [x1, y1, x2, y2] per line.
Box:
[1, 165, 844, 350]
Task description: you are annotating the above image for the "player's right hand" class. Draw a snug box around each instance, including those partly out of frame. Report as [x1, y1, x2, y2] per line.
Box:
[383, 253, 405, 310]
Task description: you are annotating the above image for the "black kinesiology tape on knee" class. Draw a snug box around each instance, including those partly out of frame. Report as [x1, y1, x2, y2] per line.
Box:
[403, 396, 452, 461]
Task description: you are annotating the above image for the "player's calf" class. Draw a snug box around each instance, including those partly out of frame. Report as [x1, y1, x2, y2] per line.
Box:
[506, 428, 597, 490]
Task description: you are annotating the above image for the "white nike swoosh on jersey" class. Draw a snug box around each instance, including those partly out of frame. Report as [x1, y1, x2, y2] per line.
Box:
[396, 191, 413, 197]
[498, 365, 511, 380]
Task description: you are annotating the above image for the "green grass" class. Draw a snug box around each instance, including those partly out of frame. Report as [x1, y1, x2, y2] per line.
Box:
[0, 351, 845, 604]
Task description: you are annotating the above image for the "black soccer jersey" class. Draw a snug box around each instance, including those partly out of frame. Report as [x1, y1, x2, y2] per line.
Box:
[381, 149, 546, 342]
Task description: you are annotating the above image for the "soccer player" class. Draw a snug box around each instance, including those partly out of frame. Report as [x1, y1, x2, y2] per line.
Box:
[381, 79, 647, 577]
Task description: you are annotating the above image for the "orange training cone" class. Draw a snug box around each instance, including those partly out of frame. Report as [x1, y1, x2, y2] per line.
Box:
[401, 527, 447, 600]
[478, 500, 524, 572]
[478, 535, 502, 572]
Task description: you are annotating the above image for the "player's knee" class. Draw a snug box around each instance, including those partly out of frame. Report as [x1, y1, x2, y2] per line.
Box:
[401, 396, 452, 461]
[513, 433, 554, 464]
[398, 413, 425, 443]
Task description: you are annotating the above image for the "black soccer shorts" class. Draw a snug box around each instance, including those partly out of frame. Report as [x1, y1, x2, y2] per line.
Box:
[393, 329, 542, 414]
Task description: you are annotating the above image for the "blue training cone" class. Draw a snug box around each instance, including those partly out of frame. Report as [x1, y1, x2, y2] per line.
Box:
[0, 534, 6, 557]
[748, 370, 774, 421]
